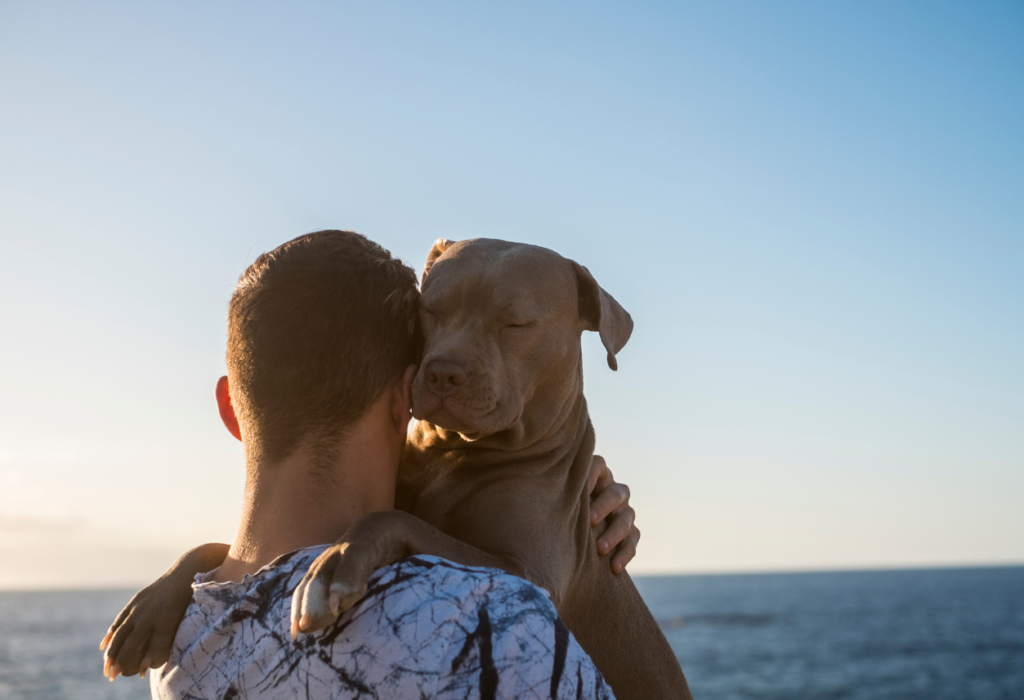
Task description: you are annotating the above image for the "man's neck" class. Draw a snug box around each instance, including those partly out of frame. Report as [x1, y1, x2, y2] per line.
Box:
[214, 433, 399, 583]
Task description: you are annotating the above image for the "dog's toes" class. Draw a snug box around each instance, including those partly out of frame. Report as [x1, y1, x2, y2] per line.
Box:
[332, 580, 368, 614]
[297, 577, 337, 633]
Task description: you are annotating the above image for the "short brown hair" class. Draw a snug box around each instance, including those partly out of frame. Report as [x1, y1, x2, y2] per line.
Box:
[226, 230, 419, 466]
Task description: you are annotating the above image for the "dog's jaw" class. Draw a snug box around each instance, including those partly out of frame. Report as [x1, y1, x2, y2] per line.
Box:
[411, 395, 518, 442]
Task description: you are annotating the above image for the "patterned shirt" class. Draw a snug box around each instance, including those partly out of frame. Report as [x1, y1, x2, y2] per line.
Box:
[151, 547, 614, 700]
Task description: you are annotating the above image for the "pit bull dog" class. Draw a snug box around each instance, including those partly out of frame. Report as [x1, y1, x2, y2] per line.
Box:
[293, 238, 693, 700]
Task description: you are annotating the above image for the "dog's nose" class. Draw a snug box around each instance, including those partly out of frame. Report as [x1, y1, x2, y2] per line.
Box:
[425, 360, 469, 397]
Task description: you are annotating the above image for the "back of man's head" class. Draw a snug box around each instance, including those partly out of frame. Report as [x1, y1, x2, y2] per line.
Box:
[227, 230, 419, 467]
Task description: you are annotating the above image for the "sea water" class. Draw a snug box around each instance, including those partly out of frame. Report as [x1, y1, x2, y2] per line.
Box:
[636, 566, 1024, 700]
[1, 566, 1021, 699]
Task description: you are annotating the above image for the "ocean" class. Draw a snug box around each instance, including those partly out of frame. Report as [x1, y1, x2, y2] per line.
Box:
[1, 566, 1021, 699]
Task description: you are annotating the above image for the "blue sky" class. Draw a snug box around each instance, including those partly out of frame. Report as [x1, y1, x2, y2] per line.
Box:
[1, 1, 1021, 587]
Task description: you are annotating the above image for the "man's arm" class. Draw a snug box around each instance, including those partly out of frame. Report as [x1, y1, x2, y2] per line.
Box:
[100, 542, 229, 680]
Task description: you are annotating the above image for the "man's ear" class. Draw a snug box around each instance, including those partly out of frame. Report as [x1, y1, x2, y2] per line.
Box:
[421, 238, 457, 286]
[216, 376, 242, 441]
[573, 262, 634, 371]
[390, 364, 417, 436]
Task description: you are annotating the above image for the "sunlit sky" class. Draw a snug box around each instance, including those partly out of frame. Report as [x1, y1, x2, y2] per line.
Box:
[1, 1, 1021, 589]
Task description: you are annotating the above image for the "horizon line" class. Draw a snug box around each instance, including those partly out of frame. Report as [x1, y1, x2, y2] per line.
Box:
[2, 560, 1022, 593]
[630, 560, 1024, 578]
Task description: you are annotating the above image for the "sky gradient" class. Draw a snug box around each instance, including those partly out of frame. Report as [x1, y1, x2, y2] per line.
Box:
[1, 1, 1022, 588]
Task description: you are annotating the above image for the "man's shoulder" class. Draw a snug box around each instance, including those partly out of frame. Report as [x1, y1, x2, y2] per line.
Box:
[156, 548, 582, 699]
[186, 546, 550, 626]
[248, 547, 553, 617]
[336, 553, 563, 647]
[368, 554, 554, 612]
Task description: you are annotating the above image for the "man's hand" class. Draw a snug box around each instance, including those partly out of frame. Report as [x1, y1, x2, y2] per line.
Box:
[588, 454, 639, 575]
[99, 543, 229, 681]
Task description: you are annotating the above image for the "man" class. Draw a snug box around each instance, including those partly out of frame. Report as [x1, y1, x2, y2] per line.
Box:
[101, 231, 635, 698]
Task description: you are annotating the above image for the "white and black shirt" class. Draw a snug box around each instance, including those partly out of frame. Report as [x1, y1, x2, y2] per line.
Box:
[151, 547, 614, 700]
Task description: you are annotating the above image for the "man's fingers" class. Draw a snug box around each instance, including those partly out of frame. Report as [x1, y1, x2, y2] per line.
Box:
[590, 483, 629, 525]
[596, 505, 634, 555]
[611, 527, 641, 574]
[586, 456, 639, 572]
[587, 454, 609, 495]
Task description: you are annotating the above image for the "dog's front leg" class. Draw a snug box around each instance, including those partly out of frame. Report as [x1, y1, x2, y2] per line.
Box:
[290, 510, 514, 635]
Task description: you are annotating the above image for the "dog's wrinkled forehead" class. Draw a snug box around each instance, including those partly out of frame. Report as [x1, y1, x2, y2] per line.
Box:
[422, 239, 574, 316]
[419, 237, 632, 371]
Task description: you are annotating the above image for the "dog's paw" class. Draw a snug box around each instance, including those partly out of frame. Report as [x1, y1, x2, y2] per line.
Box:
[101, 592, 182, 680]
[290, 543, 372, 637]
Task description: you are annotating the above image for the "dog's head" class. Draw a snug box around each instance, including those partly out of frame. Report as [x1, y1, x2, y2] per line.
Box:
[411, 238, 632, 442]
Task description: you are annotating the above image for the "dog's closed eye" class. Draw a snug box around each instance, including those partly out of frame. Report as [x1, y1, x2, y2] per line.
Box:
[501, 320, 537, 330]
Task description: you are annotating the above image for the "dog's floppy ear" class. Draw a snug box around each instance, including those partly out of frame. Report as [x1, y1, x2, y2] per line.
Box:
[573, 262, 633, 371]
[422, 238, 457, 286]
